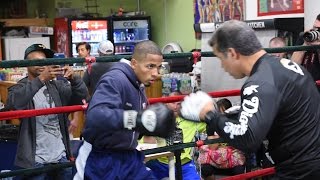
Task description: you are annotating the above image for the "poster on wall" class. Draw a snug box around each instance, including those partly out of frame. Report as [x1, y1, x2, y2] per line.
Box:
[258, 0, 304, 16]
[194, 0, 245, 24]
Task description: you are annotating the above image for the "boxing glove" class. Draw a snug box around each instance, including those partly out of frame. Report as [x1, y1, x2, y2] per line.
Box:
[180, 91, 215, 122]
[123, 103, 175, 138]
[205, 105, 241, 136]
[225, 105, 241, 119]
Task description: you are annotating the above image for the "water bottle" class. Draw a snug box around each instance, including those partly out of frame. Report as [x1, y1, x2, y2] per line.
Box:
[130, 33, 135, 41]
[180, 73, 192, 95]
[113, 32, 118, 42]
[134, 29, 140, 40]
[120, 31, 126, 41]
[170, 73, 178, 92]
[161, 74, 171, 95]
[160, 62, 170, 75]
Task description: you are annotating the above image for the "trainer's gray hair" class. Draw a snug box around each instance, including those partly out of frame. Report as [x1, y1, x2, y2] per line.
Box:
[208, 20, 262, 56]
[132, 40, 162, 61]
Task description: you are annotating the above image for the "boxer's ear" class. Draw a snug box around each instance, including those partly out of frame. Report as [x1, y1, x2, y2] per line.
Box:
[131, 58, 138, 69]
[227, 48, 240, 60]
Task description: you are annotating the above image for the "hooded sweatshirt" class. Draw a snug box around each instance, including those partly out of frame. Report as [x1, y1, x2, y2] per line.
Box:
[82, 61, 148, 150]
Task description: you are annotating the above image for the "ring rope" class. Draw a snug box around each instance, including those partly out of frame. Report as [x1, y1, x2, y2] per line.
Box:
[221, 167, 276, 180]
[143, 139, 224, 155]
[0, 161, 74, 178]
[0, 45, 319, 68]
[0, 89, 240, 121]
[0, 104, 87, 121]
[148, 89, 241, 104]
[1, 80, 319, 121]
[0, 161, 276, 179]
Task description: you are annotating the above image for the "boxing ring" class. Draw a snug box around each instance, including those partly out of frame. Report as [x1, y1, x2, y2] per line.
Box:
[0, 45, 320, 179]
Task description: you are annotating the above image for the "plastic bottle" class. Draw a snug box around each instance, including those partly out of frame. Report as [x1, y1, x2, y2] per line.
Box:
[130, 32, 135, 41]
[134, 29, 140, 40]
[120, 31, 125, 41]
[114, 32, 118, 42]
[170, 73, 178, 92]
[115, 46, 119, 53]
[160, 62, 170, 75]
[161, 74, 172, 95]
[179, 73, 192, 94]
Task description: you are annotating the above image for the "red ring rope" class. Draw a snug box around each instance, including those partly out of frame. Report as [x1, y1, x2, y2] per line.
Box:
[0, 104, 87, 121]
[148, 89, 241, 104]
[221, 167, 275, 180]
[1, 81, 319, 121]
[0, 89, 239, 121]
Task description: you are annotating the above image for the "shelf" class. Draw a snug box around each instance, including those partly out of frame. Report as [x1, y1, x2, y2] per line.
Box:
[72, 41, 101, 43]
[0, 18, 49, 27]
[114, 39, 148, 44]
[115, 52, 133, 55]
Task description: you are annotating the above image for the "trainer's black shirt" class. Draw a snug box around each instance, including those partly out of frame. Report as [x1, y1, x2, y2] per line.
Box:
[207, 54, 320, 179]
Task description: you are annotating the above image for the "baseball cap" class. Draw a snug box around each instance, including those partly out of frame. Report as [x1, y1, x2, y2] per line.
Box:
[24, 44, 54, 59]
[98, 40, 114, 55]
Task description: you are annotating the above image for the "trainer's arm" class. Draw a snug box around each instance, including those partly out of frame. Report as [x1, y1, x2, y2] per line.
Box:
[201, 81, 280, 153]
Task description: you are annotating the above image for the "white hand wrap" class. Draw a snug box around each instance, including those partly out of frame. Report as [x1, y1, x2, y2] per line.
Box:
[180, 91, 213, 121]
[123, 110, 138, 130]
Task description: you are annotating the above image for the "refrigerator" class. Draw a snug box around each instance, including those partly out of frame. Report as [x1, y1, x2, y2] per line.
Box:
[110, 16, 151, 55]
[54, 17, 111, 57]
[3, 37, 50, 60]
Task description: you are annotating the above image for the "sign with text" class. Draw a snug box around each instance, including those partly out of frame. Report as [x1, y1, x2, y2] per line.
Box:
[113, 20, 149, 29]
[71, 20, 108, 30]
[29, 26, 54, 35]
[215, 19, 275, 30]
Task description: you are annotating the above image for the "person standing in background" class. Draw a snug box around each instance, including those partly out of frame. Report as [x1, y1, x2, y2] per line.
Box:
[76, 42, 91, 59]
[71, 42, 92, 135]
[82, 40, 116, 96]
[291, 14, 320, 92]
[269, 37, 287, 58]
[6, 44, 87, 179]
